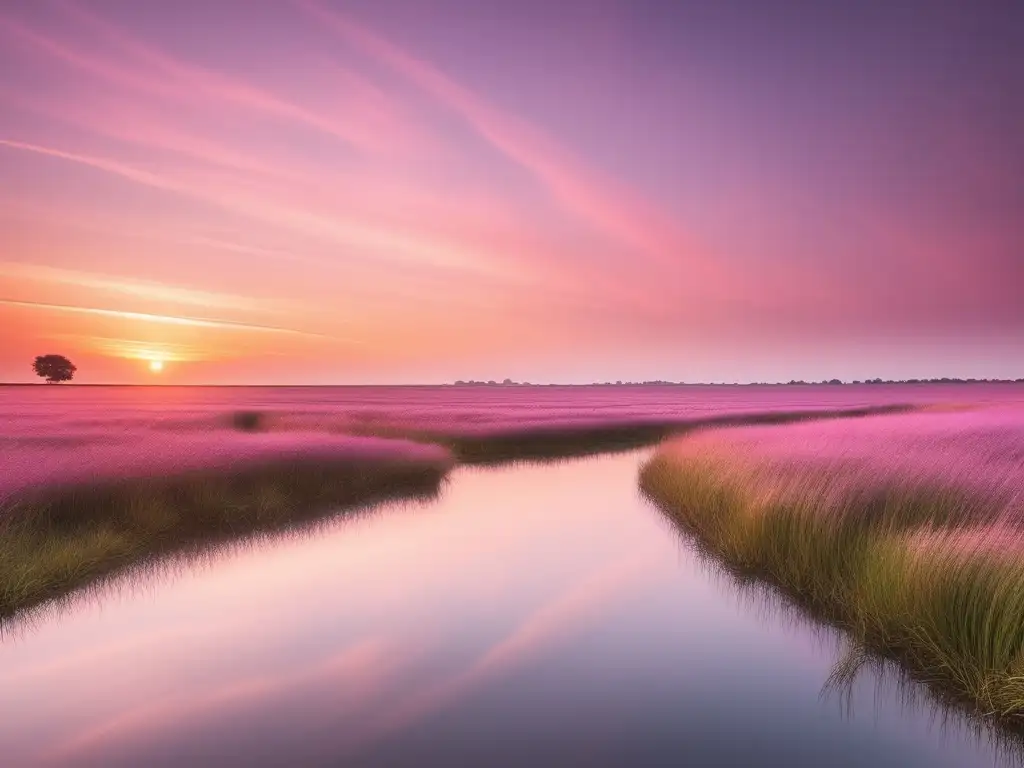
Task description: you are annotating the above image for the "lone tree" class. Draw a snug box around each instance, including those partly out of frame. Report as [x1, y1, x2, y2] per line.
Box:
[33, 354, 77, 384]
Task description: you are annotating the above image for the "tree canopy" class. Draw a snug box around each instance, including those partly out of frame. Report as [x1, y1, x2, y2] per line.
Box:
[33, 354, 77, 383]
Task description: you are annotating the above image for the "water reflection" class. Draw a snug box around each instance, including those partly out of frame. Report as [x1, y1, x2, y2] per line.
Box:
[654, 508, 1024, 767]
[823, 644, 1024, 767]
[0, 491, 439, 638]
[0, 452, 1018, 766]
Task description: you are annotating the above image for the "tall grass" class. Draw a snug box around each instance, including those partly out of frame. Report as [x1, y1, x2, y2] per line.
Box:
[0, 451, 450, 619]
[0, 404, 904, 618]
[641, 410, 1024, 722]
[349, 404, 914, 464]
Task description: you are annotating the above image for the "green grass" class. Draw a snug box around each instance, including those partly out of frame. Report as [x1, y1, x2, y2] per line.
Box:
[0, 457, 449, 620]
[640, 452, 1024, 724]
[350, 404, 914, 465]
[0, 404, 912, 622]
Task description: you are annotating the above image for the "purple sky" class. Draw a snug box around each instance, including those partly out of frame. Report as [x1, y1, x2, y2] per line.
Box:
[1, 0, 1021, 383]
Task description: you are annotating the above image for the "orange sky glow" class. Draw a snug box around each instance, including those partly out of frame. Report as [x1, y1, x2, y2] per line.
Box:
[1, 1, 1020, 384]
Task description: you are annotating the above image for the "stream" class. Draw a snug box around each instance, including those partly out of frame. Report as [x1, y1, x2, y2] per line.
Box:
[0, 451, 1014, 766]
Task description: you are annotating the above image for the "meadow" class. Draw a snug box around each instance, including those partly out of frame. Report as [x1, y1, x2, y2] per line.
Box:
[0, 386, 879, 617]
[0, 431, 450, 619]
[4, 380, 1024, 700]
[641, 405, 1024, 723]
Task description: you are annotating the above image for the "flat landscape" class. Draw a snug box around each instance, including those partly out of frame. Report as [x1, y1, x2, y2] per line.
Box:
[2, 0, 1019, 764]
[643, 402, 1024, 721]
[3, 384, 1024, 765]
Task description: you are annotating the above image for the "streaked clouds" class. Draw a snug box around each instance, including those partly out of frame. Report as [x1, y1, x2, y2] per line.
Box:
[0, 299, 336, 338]
[0, 261, 274, 312]
[0, 0, 1020, 382]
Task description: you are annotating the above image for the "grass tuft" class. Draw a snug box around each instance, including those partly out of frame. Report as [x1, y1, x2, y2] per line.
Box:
[231, 410, 265, 431]
[350, 404, 915, 464]
[0, 452, 450, 619]
[641, 410, 1024, 723]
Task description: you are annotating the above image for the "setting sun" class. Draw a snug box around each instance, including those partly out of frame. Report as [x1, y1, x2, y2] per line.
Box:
[148, 360, 164, 373]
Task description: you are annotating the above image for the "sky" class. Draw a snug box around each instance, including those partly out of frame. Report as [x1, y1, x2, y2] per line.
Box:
[0, 0, 1021, 385]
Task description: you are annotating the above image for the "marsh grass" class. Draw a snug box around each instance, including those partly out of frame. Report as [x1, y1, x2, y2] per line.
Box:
[351, 404, 914, 464]
[641, 432, 1024, 726]
[658, 518, 1024, 764]
[0, 457, 449, 620]
[0, 404, 915, 625]
[0, 488, 436, 640]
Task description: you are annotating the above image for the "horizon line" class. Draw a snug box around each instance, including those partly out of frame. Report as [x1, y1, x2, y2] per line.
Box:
[3, 378, 1023, 388]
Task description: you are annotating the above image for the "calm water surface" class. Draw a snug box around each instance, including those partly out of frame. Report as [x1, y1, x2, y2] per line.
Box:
[0, 451, 1015, 767]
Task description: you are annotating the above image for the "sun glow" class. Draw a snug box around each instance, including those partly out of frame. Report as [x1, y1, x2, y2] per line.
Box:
[149, 359, 164, 373]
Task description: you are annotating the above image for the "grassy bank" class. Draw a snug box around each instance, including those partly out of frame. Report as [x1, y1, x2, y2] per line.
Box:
[348, 404, 915, 464]
[640, 409, 1024, 722]
[0, 404, 906, 620]
[0, 437, 451, 619]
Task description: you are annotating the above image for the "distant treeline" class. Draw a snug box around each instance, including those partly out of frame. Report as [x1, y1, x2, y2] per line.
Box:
[451, 379, 683, 387]
[451, 378, 1024, 387]
[784, 377, 1024, 386]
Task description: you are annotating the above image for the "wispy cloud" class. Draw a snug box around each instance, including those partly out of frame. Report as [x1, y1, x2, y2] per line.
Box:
[0, 137, 179, 191]
[4, 0, 997, 381]
[0, 4, 672, 333]
[297, 2, 714, 276]
[0, 138, 528, 283]
[0, 86, 310, 183]
[0, 298, 336, 339]
[47, 334, 221, 363]
[0, 4, 419, 157]
[0, 261, 276, 313]
[296, 1, 849, 324]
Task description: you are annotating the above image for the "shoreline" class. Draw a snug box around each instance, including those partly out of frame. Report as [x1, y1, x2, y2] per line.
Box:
[0, 442, 451, 620]
[640, 413, 1024, 727]
[0, 403, 916, 618]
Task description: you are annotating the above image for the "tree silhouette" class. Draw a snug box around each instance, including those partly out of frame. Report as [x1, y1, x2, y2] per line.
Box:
[33, 354, 77, 383]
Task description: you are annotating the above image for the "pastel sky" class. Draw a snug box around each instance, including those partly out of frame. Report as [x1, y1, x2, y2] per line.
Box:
[1, 0, 1021, 384]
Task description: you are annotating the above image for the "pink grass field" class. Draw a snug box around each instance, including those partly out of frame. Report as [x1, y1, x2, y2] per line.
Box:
[0, 433, 451, 508]
[5, 383, 1024, 438]
[3, 383, 1024, 508]
[657, 404, 1024, 557]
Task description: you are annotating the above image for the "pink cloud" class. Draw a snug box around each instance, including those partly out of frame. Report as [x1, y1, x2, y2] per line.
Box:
[3, 2, 425, 158]
[0, 138, 524, 282]
[0, 3, 699, 339]
[298, 3, 723, 279]
[296, 1, 843, 328]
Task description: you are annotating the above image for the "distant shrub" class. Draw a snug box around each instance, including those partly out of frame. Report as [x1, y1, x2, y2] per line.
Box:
[33, 354, 76, 383]
[231, 410, 265, 432]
